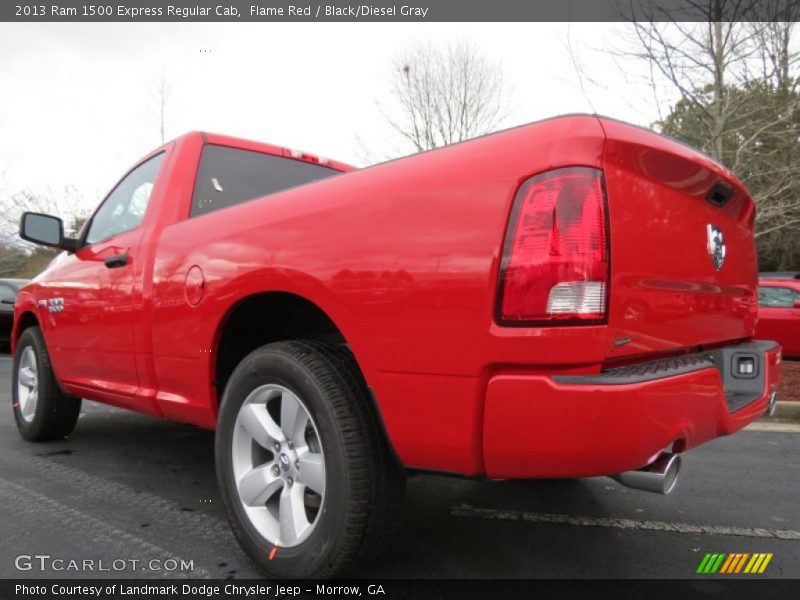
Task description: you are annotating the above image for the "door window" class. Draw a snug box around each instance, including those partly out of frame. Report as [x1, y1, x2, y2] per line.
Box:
[0, 284, 15, 303]
[758, 286, 798, 308]
[85, 153, 164, 245]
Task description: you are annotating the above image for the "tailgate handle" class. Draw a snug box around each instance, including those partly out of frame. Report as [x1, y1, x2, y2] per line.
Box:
[104, 254, 129, 269]
[707, 182, 734, 207]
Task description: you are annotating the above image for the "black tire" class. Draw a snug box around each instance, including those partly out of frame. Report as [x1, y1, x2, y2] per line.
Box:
[12, 326, 82, 441]
[215, 340, 405, 578]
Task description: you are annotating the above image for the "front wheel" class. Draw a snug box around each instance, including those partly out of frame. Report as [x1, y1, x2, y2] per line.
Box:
[215, 340, 405, 578]
[13, 326, 82, 441]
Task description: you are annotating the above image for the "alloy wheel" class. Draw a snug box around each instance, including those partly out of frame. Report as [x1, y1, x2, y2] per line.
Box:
[231, 384, 326, 547]
[17, 346, 38, 423]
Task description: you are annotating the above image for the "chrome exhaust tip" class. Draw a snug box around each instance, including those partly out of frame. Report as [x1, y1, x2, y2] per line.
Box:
[768, 391, 778, 417]
[611, 453, 681, 495]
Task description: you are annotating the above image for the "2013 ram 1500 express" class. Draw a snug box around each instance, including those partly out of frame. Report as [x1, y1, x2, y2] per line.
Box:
[12, 115, 781, 578]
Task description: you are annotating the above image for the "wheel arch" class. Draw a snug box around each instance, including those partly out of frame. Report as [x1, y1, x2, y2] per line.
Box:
[212, 291, 351, 400]
[211, 291, 398, 460]
[211, 290, 400, 461]
[12, 310, 40, 353]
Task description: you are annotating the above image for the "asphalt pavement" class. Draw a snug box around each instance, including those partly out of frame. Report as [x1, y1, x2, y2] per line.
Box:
[0, 354, 798, 579]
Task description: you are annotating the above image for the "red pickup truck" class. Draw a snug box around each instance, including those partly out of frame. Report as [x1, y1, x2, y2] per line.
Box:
[756, 275, 800, 358]
[12, 115, 780, 578]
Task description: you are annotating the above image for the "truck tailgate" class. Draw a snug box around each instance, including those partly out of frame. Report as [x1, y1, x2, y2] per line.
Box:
[599, 117, 758, 360]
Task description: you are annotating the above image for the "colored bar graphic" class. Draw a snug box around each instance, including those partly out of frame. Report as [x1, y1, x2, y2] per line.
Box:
[759, 553, 773, 573]
[719, 554, 735, 573]
[710, 553, 725, 573]
[744, 554, 760, 573]
[699, 552, 773, 575]
[720, 553, 738, 573]
[696, 554, 713, 574]
[701, 554, 719, 574]
[734, 553, 749, 573]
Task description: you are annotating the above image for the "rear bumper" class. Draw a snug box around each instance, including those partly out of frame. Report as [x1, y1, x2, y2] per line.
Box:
[483, 341, 781, 479]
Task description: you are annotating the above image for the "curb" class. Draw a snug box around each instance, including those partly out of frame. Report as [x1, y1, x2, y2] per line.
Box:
[762, 400, 800, 423]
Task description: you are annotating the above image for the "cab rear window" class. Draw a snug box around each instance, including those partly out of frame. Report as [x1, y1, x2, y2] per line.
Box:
[190, 144, 340, 218]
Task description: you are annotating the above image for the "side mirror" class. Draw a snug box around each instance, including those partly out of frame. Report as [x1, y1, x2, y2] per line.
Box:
[794, 299, 800, 309]
[19, 212, 78, 252]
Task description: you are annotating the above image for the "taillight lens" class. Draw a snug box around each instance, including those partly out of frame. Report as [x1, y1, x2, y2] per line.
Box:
[497, 167, 609, 325]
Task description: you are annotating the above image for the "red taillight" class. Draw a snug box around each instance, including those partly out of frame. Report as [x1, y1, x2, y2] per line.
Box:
[497, 167, 609, 325]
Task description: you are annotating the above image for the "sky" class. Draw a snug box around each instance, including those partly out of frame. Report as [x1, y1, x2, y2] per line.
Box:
[0, 22, 667, 213]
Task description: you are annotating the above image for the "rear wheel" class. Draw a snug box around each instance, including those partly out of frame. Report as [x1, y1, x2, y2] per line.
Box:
[216, 340, 405, 578]
[13, 326, 81, 441]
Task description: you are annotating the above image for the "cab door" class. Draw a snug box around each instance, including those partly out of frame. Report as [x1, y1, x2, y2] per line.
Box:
[41, 152, 165, 409]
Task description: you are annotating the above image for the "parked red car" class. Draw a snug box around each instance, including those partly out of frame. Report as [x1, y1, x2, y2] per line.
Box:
[11, 115, 780, 578]
[757, 275, 800, 358]
[0, 279, 27, 348]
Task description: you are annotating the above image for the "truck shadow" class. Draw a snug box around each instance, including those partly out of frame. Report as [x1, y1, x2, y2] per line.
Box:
[10, 402, 650, 578]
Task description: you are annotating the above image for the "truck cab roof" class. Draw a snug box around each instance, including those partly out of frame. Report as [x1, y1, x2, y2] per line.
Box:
[166, 131, 355, 174]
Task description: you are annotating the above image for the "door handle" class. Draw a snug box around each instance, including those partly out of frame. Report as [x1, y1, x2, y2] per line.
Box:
[104, 254, 129, 269]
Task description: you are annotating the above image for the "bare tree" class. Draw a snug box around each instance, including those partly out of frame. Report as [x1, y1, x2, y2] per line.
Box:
[148, 68, 172, 145]
[620, 6, 764, 162]
[0, 186, 91, 276]
[614, 0, 800, 269]
[0, 120, 11, 198]
[0, 186, 91, 246]
[383, 41, 509, 153]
